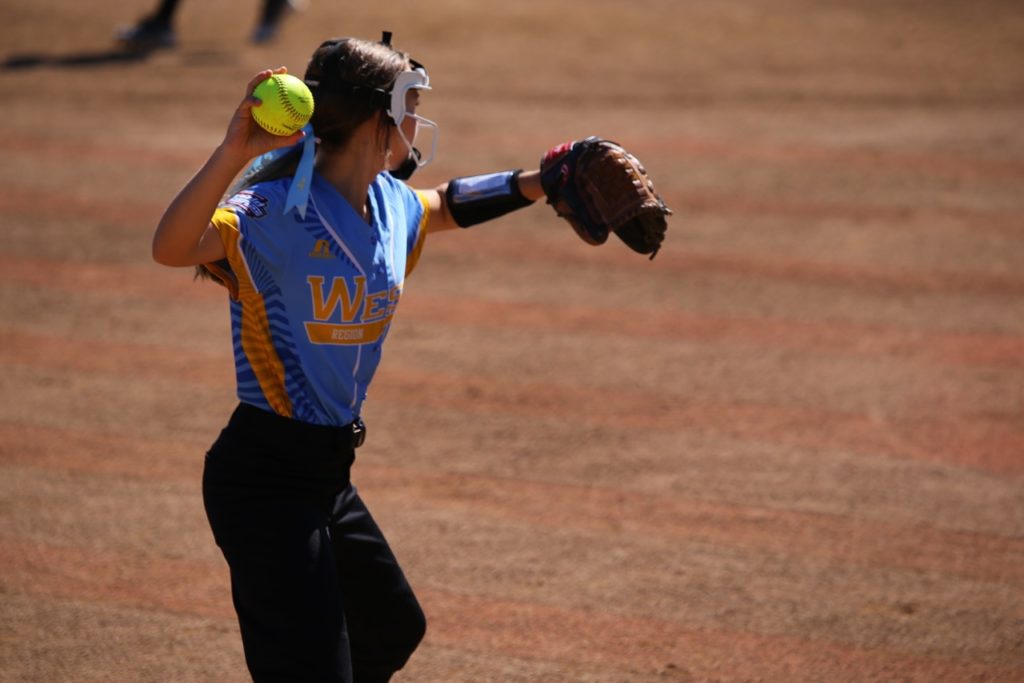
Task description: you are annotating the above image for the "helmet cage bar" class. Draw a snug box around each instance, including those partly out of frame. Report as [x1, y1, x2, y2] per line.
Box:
[304, 79, 392, 110]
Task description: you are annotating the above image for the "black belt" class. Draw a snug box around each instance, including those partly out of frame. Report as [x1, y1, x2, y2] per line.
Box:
[230, 402, 367, 452]
[350, 418, 367, 449]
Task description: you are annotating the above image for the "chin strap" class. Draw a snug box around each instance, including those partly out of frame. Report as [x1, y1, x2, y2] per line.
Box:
[389, 147, 420, 181]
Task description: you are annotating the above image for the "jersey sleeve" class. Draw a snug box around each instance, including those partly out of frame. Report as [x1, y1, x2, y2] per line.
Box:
[406, 190, 430, 278]
[205, 182, 292, 295]
[377, 173, 430, 278]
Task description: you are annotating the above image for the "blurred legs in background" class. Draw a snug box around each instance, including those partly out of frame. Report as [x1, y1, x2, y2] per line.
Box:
[116, 0, 300, 50]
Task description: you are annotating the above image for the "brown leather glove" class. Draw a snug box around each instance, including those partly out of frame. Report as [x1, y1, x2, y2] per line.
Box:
[540, 137, 672, 259]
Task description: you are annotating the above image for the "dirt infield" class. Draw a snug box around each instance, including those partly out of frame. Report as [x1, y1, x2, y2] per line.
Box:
[2, 1, 1023, 681]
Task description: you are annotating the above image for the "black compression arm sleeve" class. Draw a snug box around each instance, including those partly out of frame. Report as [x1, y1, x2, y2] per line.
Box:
[445, 170, 536, 228]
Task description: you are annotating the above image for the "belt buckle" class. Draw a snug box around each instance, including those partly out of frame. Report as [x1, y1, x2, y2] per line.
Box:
[351, 418, 366, 448]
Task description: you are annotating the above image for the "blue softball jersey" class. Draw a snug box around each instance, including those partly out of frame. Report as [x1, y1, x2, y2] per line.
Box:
[205, 171, 429, 427]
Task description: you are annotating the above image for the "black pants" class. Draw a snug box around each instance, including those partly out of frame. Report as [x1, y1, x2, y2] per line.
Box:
[203, 403, 426, 682]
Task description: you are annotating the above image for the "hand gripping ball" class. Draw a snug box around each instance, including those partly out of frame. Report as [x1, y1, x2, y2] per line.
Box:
[251, 73, 314, 136]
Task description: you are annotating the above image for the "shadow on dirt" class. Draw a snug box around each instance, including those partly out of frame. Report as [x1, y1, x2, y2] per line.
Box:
[2, 47, 232, 70]
[2, 48, 155, 70]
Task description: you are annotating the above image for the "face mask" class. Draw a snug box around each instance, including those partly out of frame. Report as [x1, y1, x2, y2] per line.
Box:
[386, 66, 438, 169]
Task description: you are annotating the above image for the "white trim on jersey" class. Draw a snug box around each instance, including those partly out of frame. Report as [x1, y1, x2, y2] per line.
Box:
[309, 192, 369, 412]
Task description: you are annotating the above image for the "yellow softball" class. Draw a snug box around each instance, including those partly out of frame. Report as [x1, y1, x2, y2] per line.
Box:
[251, 73, 314, 136]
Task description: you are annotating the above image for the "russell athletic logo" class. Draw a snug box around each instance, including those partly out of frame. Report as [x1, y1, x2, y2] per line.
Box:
[309, 239, 333, 258]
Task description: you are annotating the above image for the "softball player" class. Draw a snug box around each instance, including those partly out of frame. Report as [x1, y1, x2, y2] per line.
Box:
[152, 35, 545, 682]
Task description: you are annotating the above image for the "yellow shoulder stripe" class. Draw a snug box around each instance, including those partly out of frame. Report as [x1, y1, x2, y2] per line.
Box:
[214, 208, 293, 418]
[407, 192, 430, 278]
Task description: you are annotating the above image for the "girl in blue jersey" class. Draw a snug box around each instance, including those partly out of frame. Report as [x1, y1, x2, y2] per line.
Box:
[153, 35, 546, 682]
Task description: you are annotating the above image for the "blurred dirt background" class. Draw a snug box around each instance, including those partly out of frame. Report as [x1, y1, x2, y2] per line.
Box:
[2, 0, 1023, 681]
